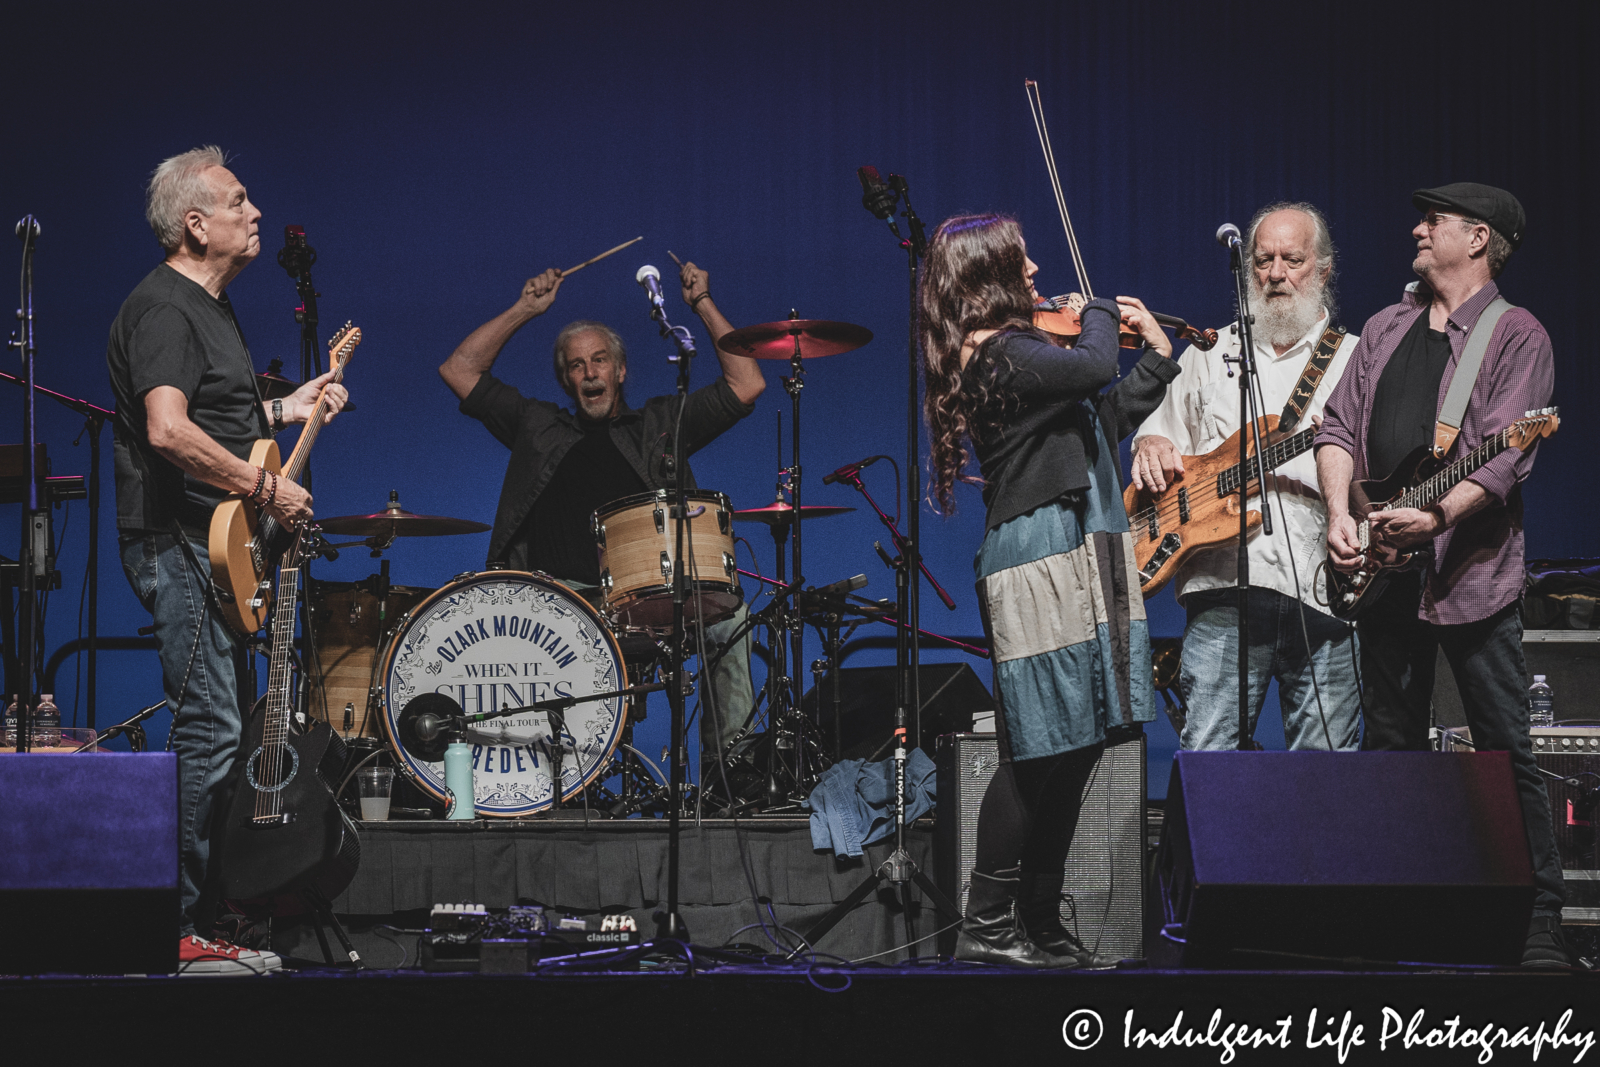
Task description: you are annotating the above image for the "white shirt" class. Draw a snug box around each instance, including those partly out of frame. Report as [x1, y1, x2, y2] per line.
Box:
[1133, 310, 1358, 611]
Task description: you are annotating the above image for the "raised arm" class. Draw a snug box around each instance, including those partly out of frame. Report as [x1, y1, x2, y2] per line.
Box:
[679, 261, 765, 406]
[439, 268, 563, 400]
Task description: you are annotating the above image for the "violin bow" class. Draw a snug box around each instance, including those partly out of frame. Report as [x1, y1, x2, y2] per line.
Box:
[1025, 79, 1094, 301]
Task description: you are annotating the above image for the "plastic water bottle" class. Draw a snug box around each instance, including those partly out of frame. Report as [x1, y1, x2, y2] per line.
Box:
[1528, 675, 1555, 729]
[32, 693, 60, 748]
[2, 695, 16, 747]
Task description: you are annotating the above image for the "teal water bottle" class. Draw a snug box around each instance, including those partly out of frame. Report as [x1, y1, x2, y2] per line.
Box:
[444, 741, 475, 820]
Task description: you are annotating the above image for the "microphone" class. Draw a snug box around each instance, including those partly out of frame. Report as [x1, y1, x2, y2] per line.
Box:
[822, 454, 885, 485]
[1215, 222, 1242, 249]
[636, 264, 665, 309]
[813, 573, 869, 597]
[857, 166, 899, 221]
[14, 216, 41, 240]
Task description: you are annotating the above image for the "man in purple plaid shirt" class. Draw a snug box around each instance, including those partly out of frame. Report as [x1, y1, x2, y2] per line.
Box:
[1316, 183, 1567, 967]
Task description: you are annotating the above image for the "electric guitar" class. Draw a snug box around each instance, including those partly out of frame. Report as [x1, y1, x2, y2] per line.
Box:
[219, 528, 361, 903]
[1125, 414, 1318, 598]
[210, 323, 360, 635]
[1323, 408, 1560, 620]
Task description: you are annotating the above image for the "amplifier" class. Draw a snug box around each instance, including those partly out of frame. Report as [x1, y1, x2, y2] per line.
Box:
[1439, 725, 1600, 921]
[935, 730, 1145, 961]
[1433, 630, 1600, 728]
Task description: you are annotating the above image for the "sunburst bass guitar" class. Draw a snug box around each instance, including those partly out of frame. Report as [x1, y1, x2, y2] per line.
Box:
[1322, 407, 1559, 620]
[210, 323, 360, 635]
[1124, 414, 1318, 598]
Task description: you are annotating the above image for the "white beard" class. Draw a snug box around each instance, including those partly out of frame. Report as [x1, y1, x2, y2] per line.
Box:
[1252, 273, 1327, 349]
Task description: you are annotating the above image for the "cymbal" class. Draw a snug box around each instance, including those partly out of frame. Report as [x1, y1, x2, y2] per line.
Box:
[731, 502, 856, 527]
[318, 508, 490, 538]
[716, 318, 872, 361]
[256, 372, 358, 411]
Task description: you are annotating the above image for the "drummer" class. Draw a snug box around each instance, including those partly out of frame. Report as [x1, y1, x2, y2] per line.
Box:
[439, 260, 766, 781]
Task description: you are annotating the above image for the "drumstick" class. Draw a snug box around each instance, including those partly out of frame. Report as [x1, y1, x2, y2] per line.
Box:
[558, 236, 643, 278]
[667, 250, 684, 267]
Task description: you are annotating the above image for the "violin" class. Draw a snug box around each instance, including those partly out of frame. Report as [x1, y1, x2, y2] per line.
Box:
[1023, 80, 1218, 354]
[1032, 293, 1218, 351]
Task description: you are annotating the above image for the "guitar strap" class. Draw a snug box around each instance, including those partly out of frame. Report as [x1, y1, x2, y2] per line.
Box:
[1432, 296, 1513, 459]
[1276, 324, 1347, 434]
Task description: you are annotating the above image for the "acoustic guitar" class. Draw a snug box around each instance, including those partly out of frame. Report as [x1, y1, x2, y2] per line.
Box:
[219, 528, 361, 903]
[1124, 415, 1318, 598]
[1322, 408, 1559, 620]
[210, 323, 360, 635]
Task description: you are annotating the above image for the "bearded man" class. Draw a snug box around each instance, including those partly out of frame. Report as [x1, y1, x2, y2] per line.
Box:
[1130, 202, 1361, 751]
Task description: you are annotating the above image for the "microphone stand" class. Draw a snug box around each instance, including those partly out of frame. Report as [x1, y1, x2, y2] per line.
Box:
[1224, 234, 1273, 751]
[9, 218, 41, 751]
[651, 291, 697, 943]
[801, 174, 961, 960]
[0, 371, 113, 730]
[279, 226, 321, 729]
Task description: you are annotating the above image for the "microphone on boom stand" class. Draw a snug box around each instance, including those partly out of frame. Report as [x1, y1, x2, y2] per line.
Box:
[822, 454, 887, 485]
[636, 264, 666, 313]
[1215, 222, 1243, 249]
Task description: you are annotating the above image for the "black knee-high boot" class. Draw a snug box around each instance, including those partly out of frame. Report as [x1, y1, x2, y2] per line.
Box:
[954, 868, 1067, 968]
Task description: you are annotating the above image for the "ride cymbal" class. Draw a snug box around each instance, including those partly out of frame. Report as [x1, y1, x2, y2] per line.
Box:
[716, 318, 872, 360]
[731, 502, 856, 527]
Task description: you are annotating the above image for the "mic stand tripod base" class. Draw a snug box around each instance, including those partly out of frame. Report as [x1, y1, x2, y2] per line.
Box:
[797, 844, 960, 961]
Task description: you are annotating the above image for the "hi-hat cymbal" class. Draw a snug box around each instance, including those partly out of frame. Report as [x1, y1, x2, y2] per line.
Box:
[256, 372, 359, 411]
[716, 318, 872, 361]
[731, 502, 856, 527]
[318, 508, 490, 538]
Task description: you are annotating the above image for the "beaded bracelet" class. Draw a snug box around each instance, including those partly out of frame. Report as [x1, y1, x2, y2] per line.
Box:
[691, 292, 713, 309]
[263, 472, 280, 510]
[249, 466, 267, 502]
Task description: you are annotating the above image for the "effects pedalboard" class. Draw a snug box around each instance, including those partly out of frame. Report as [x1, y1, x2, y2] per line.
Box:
[421, 903, 644, 973]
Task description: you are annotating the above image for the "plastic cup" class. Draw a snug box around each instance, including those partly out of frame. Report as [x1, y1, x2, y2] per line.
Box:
[359, 766, 394, 821]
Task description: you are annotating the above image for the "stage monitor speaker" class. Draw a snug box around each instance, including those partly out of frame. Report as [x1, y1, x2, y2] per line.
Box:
[935, 729, 1146, 961]
[805, 663, 994, 761]
[1157, 751, 1534, 967]
[0, 752, 179, 974]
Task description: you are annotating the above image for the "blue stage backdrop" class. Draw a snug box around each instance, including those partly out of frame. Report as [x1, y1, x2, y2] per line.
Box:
[3, 2, 1596, 795]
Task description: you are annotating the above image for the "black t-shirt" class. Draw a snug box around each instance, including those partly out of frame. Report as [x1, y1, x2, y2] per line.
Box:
[518, 418, 647, 584]
[1366, 312, 1453, 483]
[107, 263, 269, 531]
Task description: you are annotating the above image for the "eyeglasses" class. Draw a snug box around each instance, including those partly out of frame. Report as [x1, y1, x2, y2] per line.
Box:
[1420, 211, 1484, 230]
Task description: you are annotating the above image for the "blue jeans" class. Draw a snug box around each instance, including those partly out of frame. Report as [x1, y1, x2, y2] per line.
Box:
[120, 530, 244, 935]
[1180, 587, 1361, 751]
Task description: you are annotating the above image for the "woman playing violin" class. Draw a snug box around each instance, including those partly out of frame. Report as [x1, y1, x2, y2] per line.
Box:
[921, 213, 1179, 968]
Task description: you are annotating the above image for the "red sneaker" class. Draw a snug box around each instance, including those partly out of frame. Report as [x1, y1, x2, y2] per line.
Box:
[177, 934, 283, 976]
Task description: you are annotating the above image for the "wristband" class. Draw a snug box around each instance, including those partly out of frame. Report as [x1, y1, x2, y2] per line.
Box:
[272, 399, 284, 434]
[691, 292, 713, 309]
[264, 472, 280, 510]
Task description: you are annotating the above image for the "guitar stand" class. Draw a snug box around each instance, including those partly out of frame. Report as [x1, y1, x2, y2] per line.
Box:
[304, 890, 363, 970]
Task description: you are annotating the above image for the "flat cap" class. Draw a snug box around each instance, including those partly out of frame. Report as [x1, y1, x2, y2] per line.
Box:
[1413, 182, 1525, 250]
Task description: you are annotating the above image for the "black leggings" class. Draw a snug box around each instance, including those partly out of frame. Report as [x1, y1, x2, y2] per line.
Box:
[974, 741, 1105, 877]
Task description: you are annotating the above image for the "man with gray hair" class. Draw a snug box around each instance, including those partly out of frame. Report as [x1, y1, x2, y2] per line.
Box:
[107, 146, 348, 973]
[440, 262, 765, 785]
[1130, 202, 1361, 752]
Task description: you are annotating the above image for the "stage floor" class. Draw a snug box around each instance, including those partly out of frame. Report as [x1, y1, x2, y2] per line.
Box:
[6, 963, 1598, 1062]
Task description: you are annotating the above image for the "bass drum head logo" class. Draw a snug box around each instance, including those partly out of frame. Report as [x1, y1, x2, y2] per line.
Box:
[381, 572, 625, 816]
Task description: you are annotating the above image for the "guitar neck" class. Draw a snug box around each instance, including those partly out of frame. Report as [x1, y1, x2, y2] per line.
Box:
[1395, 429, 1512, 511]
[261, 564, 302, 748]
[1217, 426, 1318, 496]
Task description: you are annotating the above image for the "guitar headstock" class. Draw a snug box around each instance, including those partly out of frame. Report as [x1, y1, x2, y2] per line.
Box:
[1509, 407, 1560, 451]
[327, 322, 362, 373]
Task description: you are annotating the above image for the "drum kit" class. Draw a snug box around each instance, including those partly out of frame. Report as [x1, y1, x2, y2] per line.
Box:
[288, 314, 974, 820]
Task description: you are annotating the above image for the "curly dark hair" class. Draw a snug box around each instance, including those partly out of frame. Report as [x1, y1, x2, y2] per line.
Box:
[919, 213, 1039, 514]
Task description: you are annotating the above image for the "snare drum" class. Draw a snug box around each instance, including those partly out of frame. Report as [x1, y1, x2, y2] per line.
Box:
[378, 571, 627, 817]
[593, 488, 740, 632]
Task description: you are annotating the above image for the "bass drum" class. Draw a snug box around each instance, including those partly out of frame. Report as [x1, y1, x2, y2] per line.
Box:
[378, 571, 627, 817]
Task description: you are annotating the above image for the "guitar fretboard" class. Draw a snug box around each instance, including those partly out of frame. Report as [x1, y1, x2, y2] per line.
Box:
[1395, 429, 1513, 511]
[1214, 427, 1317, 497]
[254, 562, 301, 823]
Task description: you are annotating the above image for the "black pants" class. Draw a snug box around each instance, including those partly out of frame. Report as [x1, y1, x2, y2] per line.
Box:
[974, 742, 1105, 879]
[1358, 571, 1563, 914]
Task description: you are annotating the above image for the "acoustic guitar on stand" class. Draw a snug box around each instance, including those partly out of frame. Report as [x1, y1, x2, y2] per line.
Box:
[1125, 414, 1318, 598]
[1322, 407, 1559, 620]
[210, 323, 361, 635]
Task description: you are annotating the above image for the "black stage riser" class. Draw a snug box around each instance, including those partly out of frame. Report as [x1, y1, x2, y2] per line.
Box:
[936, 730, 1146, 960]
[1159, 751, 1535, 968]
